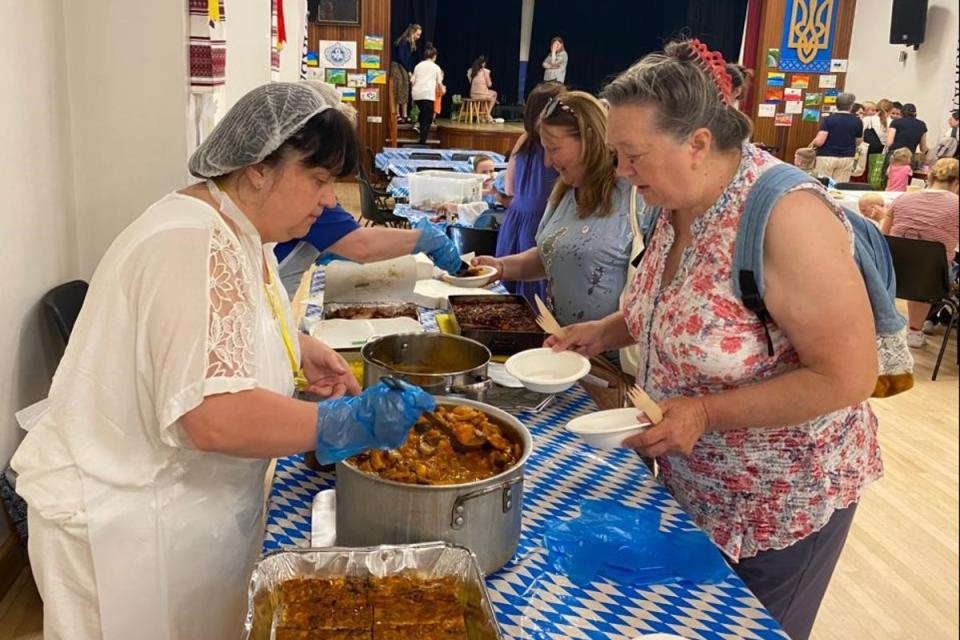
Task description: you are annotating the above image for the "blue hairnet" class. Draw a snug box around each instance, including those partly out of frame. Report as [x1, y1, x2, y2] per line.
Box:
[188, 82, 338, 178]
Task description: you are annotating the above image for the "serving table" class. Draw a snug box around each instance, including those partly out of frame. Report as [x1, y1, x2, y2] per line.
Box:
[262, 270, 787, 639]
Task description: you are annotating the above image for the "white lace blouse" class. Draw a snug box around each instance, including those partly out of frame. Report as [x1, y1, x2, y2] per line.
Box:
[13, 191, 297, 520]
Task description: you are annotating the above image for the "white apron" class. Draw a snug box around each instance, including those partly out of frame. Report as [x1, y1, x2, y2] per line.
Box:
[13, 187, 298, 639]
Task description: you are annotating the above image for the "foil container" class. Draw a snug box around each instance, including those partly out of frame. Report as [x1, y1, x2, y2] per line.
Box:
[242, 543, 502, 640]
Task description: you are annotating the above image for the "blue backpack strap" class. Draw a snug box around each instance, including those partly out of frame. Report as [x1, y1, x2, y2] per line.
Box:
[843, 207, 907, 334]
[733, 163, 820, 356]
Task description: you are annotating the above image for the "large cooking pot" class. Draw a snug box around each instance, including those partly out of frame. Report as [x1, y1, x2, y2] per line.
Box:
[361, 333, 492, 400]
[335, 396, 532, 574]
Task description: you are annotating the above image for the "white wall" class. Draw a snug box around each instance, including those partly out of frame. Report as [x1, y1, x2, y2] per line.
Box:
[63, 1, 190, 277]
[0, 0, 79, 543]
[847, 0, 959, 142]
[226, 0, 273, 107]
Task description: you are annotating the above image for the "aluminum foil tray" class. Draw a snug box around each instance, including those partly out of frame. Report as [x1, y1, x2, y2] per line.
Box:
[242, 542, 502, 640]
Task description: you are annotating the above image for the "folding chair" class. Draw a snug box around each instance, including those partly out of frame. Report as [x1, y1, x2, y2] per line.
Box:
[885, 235, 958, 379]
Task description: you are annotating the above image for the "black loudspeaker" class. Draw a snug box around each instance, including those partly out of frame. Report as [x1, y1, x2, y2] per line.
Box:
[889, 0, 928, 46]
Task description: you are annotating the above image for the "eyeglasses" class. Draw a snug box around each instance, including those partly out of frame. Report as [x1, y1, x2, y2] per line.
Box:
[542, 96, 575, 119]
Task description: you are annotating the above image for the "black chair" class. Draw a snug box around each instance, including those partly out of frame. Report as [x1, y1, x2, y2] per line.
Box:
[446, 225, 498, 257]
[42, 280, 88, 349]
[363, 146, 389, 189]
[359, 176, 409, 228]
[835, 182, 878, 191]
[409, 152, 443, 160]
[815, 176, 831, 187]
[450, 153, 473, 162]
[885, 235, 958, 380]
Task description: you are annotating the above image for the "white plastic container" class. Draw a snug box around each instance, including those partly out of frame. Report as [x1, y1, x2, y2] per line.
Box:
[408, 170, 484, 210]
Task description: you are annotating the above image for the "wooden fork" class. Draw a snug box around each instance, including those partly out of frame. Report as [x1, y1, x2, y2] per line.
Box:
[627, 385, 664, 424]
[533, 294, 567, 338]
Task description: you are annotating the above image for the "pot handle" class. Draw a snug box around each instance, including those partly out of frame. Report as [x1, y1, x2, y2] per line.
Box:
[445, 376, 493, 397]
[450, 477, 521, 530]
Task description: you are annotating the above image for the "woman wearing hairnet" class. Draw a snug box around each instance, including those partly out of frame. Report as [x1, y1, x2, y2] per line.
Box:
[11, 83, 435, 639]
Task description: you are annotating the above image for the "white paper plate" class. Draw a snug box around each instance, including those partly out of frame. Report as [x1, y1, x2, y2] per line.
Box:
[505, 348, 590, 393]
[308, 317, 423, 349]
[440, 265, 498, 288]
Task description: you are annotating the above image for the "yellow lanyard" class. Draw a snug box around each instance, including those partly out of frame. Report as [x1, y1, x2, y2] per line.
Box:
[263, 276, 309, 391]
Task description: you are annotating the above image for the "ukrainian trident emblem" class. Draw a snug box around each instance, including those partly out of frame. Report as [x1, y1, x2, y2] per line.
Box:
[787, 0, 835, 64]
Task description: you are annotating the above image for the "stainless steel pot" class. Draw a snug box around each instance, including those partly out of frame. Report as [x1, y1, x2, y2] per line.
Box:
[361, 333, 492, 400]
[335, 397, 532, 575]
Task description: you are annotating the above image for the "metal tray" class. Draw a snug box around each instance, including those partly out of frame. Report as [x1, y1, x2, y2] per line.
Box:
[448, 294, 547, 356]
[242, 543, 502, 640]
[321, 302, 421, 322]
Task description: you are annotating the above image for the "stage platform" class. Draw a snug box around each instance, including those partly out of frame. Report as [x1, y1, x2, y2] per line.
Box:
[434, 118, 524, 155]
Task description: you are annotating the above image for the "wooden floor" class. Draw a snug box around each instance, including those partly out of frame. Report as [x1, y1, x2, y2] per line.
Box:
[1, 258, 956, 639]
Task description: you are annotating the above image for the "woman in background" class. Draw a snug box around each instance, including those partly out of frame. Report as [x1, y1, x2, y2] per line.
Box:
[411, 46, 445, 144]
[468, 56, 497, 122]
[391, 23, 421, 123]
[542, 37, 568, 84]
[887, 102, 928, 156]
[491, 82, 563, 303]
[881, 158, 959, 348]
[863, 100, 890, 188]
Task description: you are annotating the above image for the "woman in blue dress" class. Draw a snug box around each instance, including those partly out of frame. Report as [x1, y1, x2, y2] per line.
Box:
[494, 82, 564, 303]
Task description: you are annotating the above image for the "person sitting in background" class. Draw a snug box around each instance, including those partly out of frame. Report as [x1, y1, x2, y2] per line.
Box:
[881, 157, 960, 347]
[885, 148, 914, 191]
[542, 37, 568, 84]
[474, 90, 643, 332]
[493, 82, 564, 303]
[468, 56, 497, 122]
[810, 92, 863, 182]
[857, 192, 888, 227]
[887, 103, 928, 156]
[437, 154, 500, 225]
[930, 109, 959, 161]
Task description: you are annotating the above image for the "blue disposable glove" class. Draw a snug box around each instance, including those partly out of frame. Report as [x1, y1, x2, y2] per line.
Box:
[314, 378, 436, 464]
[412, 218, 462, 274]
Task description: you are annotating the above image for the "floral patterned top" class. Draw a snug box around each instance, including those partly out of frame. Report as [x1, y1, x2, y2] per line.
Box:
[623, 143, 883, 561]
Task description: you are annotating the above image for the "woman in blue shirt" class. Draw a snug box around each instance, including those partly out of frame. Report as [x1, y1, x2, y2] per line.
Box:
[475, 90, 642, 326]
[391, 24, 421, 123]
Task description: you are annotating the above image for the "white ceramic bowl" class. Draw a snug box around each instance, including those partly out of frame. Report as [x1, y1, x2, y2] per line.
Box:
[504, 348, 590, 394]
[440, 265, 497, 288]
[566, 408, 653, 449]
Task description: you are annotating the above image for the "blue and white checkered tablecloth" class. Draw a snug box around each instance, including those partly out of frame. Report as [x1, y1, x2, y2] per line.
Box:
[387, 176, 408, 199]
[376, 148, 507, 176]
[265, 272, 787, 640]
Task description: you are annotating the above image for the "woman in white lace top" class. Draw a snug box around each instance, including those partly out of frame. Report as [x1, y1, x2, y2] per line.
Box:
[11, 83, 434, 640]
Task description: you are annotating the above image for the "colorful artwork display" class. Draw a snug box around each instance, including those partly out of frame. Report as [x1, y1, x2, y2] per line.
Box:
[366, 69, 386, 84]
[363, 35, 384, 50]
[325, 68, 347, 85]
[360, 53, 381, 69]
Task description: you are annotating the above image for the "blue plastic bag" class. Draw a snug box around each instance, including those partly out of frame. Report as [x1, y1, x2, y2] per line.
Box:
[543, 499, 732, 587]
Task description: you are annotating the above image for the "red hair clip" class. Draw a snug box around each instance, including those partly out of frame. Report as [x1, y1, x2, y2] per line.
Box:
[688, 39, 733, 104]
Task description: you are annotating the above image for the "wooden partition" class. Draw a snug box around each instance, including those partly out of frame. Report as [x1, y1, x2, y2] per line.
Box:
[748, 0, 858, 164]
[309, 1, 391, 174]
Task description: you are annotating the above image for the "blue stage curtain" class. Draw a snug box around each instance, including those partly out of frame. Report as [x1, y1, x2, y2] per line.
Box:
[525, 0, 748, 98]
